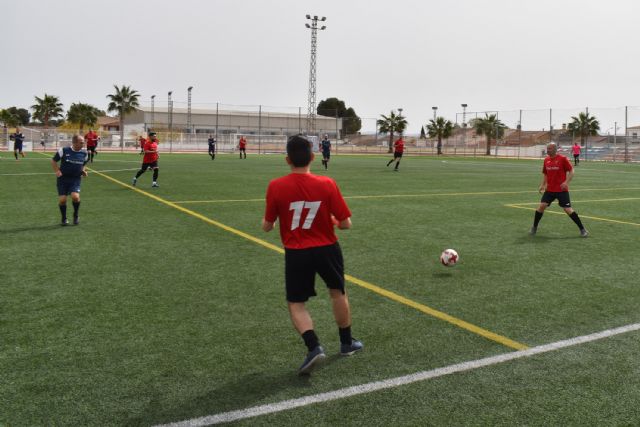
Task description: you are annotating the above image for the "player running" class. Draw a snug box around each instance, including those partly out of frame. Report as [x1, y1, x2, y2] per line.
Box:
[10, 127, 25, 160]
[208, 134, 216, 160]
[386, 134, 404, 171]
[84, 129, 100, 163]
[132, 132, 160, 188]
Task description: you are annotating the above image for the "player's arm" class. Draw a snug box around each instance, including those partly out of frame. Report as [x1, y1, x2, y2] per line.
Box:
[335, 215, 351, 230]
[51, 159, 62, 177]
[561, 168, 574, 190]
[538, 174, 547, 193]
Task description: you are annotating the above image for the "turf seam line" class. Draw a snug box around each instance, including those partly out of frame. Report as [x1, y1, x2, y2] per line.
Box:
[154, 322, 640, 427]
[90, 169, 527, 350]
[505, 204, 640, 226]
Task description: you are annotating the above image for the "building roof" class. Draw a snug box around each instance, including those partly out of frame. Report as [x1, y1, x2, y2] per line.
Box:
[97, 116, 119, 126]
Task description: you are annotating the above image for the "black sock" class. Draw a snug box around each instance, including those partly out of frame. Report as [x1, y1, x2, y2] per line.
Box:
[135, 169, 144, 179]
[152, 169, 159, 181]
[395, 164, 399, 170]
[569, 211, 585, 229]
[302, 330, 320, 352]
[387, 160, 392, 166]
[72, 201, 80, 218]
[533, 210, 543, 227]
[14, 152, 18, 160]
[339, 326, 352, 345]
[59, 204, 67, 220]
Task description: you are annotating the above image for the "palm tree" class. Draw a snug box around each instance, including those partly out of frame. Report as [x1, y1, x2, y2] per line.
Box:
[567, 112, 600, 147]
[31, 94, 64, 128]
[426, 117, 454, 155]
[377, 111, 408, 153]
[0, 109, 21, 128]
[106, 85, 140, 148]
[67, 103, 102, 133]
[470, 113, 507, 155]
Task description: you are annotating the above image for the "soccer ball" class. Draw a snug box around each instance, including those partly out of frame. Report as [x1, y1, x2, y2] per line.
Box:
[440, 249, 459, 267]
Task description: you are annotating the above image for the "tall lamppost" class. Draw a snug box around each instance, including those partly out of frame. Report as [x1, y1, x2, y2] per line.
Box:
[461, 103, 468, 148]
[432, 106, 438, 121]
[305, 14, 326, 135]
[168, 91, 173, 151]
[398, 107, 403, 137]
[150, 95, 155, 132]
[187, 86, 193, 142]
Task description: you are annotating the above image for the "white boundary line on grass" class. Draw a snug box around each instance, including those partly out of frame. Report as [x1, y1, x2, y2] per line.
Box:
[0, 168, 139, 176]
[156, 322, 640, 427]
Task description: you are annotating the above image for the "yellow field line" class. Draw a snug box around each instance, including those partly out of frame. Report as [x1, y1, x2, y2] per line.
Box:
[172, 187, 640, 205]
[505, 204, 640, 227]
[91, 169, 528, 350]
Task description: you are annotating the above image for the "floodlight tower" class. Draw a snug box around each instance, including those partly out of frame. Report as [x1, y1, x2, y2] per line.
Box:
[461, 103, 468, 147]
[168, 91, 173, 149]
[305, 14, 326, 135]
[432, 106, 438, 121]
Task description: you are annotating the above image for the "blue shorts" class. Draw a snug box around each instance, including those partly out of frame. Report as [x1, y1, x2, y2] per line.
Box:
[57, 176, 82, 196]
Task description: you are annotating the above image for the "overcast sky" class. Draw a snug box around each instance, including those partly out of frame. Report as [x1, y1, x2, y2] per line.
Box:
[2, 0, 640, 132]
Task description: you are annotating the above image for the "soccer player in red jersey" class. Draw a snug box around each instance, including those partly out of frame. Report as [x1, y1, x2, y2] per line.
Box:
[530, 142, 588, 237]
[572, 142, 581, 166]
[238, 136, 247, 159]
[132, 132, 160, 188]
[262, 135, 363, 375]
[386, 135, 404, 171]
[84, 129, 100, 163]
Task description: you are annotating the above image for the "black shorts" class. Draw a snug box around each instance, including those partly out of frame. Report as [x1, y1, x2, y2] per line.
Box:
[87, 146, 97, 153]
[14, 142, 23, 152]
[57, 176, 82, 196]
[239, 147, 246, 152]
[141, 161, 158, 170]
[394, 152, 403, 159]
[284, 242, 345, 303]
[541, 191, 572, 208]
[322, 151, 330, 160]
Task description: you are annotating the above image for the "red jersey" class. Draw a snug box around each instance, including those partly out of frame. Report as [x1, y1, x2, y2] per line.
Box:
[239, 137, 247, 149]
[394, 138, 404, 153]
[143, 140, 159, 163]
[543, 154, 573, 192]
[572, 145, 581, 155]
[264, 173, 351, 249]
[85, 131, 99, 148]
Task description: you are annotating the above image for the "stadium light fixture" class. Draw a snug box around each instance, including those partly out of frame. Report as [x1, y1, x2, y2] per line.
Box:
[305, 23, 310, 28]
[432, 106, 438, 121]
[305, 14, 327, 135]
[187, 87, 193, 140]
[321, 26, 326, 30]
[314, 15, 318, 19]
[306, 14, 310, 19]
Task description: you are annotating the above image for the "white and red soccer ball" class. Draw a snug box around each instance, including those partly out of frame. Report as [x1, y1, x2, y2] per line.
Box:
[440, 249, 459, 267]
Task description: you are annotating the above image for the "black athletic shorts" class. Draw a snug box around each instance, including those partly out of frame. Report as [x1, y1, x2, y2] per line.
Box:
[87, 146, 97, 153]
[141, 161, 158, 170]
[394, 152, 403, 159]
[541, 191, 571, 208]
[14, 142, 23, 152]
[322, 151, 330, 160]
[284, 242, 345, 302]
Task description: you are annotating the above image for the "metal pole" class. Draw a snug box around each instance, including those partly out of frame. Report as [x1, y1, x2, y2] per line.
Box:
[549, 108, 553, 143]
[517, 109, 522, 160]
[258, 105, 262, 154]
[168, 91, 173, 153]
[187, 86, 193, 143]
[625, 106, 629, 163]
[584, 106, 588, 161]
[461, 104, 467, 156]
[150, 95, 155, 132]
[614, 121, 617, 162]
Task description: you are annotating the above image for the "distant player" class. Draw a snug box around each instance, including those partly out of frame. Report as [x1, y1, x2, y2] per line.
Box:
[572, 142, 581, 166]
[320, 134, 331, 170]
[238, 136, 247, 159]
[262, 135, 363, 375]
[530, 142, 588, 237]
[132, 132, 160, 188]
[10, 127, 25, 160]
[208, 134, 216, 160]
[386, 134, 404, 171]
[84, 129, 99, 163]
[51, 134, 88, 225]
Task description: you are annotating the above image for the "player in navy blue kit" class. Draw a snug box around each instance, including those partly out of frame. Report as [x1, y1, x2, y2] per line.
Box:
[208, 134, 216, 160]
[10, 128, 25, 160]
[320, 134, 331, 170]
[51, 134, 88, 225]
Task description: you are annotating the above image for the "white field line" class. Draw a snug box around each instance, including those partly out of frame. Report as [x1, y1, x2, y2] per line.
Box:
[0, 168, 138, 176]
[156, 322, 640, 427]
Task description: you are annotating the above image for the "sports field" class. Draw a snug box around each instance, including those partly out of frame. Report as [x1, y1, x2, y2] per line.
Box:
[1, 151, 640, 426]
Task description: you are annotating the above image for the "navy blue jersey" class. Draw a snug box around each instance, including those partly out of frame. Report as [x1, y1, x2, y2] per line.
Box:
[321, 139, 331, 152]
[208, 138, 216, 147]
[11, 133, 24, 143]
[53, 146, 88, 177]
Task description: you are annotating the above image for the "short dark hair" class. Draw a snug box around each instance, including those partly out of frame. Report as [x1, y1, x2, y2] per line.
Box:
[287, 135, 312, 167]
